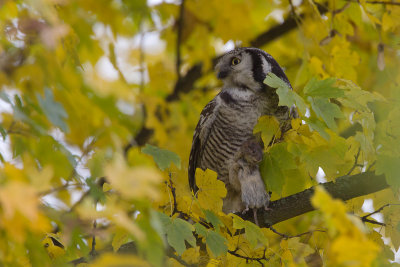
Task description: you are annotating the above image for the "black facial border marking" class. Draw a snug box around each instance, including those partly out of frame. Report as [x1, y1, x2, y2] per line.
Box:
[245, 47, 293, 90]
[220, 91, 238, 105]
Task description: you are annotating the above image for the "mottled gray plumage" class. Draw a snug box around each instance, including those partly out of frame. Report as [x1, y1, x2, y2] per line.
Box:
[230, 138, 270, 225]
[188, 47, 296, 213]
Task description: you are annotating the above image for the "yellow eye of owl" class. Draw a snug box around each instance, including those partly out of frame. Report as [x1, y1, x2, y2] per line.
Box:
[231, 57, 241, 66]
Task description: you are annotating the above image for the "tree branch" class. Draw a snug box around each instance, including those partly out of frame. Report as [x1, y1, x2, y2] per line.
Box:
[165, 3, 328, 102]
[238, 172, 389, 227]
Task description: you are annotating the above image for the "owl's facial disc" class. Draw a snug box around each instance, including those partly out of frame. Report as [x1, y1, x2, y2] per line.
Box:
[216, 50, 270, 92]
[216, 54, 243, 80]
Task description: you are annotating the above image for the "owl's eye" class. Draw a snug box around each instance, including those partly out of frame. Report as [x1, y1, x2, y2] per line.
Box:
[231, 57, 241, 66]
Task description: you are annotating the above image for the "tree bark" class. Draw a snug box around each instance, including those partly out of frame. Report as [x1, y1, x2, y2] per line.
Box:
[238, 172, 389, 227]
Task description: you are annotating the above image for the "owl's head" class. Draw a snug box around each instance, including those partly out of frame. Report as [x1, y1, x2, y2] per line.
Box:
[215, 47, 292, 92]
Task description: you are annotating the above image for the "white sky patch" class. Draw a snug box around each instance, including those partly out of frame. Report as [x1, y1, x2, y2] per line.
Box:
[95, 56, 119, 81]
[266, 9, 285, 23]
[362, 199, 374, 213]
[305, 108, 310, 118]
[49, 128, 91, 180]
[131, 31, 166, 54]
[291, 0, 302, 6]
[116, 100, 135, 115]
[42, 194, 70, 210]
[223, 40, 235, 52]
[0, 97, 13, 114]
[147, 0, 179, 6]
[0, 136, 13, 165]
[316, 167, 327, 183]
[214, 39, 235, 54]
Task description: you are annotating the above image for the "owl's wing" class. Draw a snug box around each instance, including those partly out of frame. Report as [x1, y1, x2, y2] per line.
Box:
[188, 96, 219, 193]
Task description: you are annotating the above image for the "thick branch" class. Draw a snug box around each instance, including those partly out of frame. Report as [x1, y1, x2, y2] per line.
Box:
[165, 4, 328, 102]
[238, 172, 389, 227]
[166, 17, 301, 102]
[70, 172, 389, 265]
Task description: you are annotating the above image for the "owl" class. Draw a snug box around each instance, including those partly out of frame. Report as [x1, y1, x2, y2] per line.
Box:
[188, 47, 296, 213]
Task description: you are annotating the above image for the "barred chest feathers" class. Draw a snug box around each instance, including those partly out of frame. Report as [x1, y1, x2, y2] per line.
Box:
[188, 47, 295, 213]
[199, 88, 271, 181]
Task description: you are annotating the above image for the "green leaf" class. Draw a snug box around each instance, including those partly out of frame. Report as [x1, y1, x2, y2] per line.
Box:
[253, 115, 280, 145]
[0, 124, 7, 141]
[205, 231, 227, 257]
[141, 144, 181, 171]
[269, 143, 297, 170]
[264, 72, 308, 115]
[243, 222, 267, 248]
[36, 89, 69, 132]
[309, 97, 344, 130]
[195, 222, 227, 257]
[338, 79, 385, 111]
[194, 223, 207, 237]
[304, 77, 344, 98]
[156, 212, 195, 255]
[204, 210, 223, 231]
[260, 153, 285, 195]
[232, 215, 267, 248]
[0, 91, 11, 103]
[168, 218, 196, 255]
[305, 117, 330, 140]
[376, 154, 400, 191]
[86, 177, 106, 203]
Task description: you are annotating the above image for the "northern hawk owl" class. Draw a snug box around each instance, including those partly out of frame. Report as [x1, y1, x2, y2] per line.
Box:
[188, 47, 295, 213]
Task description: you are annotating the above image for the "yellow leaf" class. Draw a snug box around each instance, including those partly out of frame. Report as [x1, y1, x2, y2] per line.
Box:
[383, 205, 400, 250]
[182, 247, 200, 265]
[196, 169, 227, 213]
[42, 233, 66, 259]
[382, 8, 400, 32]
[329, 40, 360, 82]
[309, 56, 329, 79]
[89, 253, 151, 267]
[253, 115, 280, 145]
[206, 258, 220, 267]
[105, 154, 163, 201]
[112, 228, 129, 252]
[312, 187, 380, 265]
[0, 181, 39, 221]
[330, 235, 380, 267]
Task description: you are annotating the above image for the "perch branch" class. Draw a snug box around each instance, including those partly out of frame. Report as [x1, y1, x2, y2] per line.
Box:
[237, 172, 389, 227]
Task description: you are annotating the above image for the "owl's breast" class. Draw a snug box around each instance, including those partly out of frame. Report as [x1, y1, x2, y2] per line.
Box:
[199, 90, 267, 183]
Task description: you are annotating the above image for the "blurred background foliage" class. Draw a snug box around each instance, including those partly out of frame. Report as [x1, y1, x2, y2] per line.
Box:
[0, 0, 399, 266]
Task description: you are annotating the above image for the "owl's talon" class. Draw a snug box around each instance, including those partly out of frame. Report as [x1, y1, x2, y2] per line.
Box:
[242, 207, 249, 214]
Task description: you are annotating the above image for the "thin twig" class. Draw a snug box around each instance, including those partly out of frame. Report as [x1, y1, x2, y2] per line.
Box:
[167, 173, 178, 216]
[228, 248, 269, 265]
[346, 0, 400, 6]
[139, 21, 145, 92]
[367, 161, 376, 172]
[167, 248, 196, 267]
[268, 225, 326, 239]
[176, 0, 185, 80]
[362, 218, 386, 226]
[362, 203, 400, 219]
[347, 147, 361, 175]
[90, 220, 98, 257]
[108, 43, 128, 84]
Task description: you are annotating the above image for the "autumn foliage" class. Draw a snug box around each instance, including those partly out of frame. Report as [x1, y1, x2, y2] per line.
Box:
[0, 0, 399, 266]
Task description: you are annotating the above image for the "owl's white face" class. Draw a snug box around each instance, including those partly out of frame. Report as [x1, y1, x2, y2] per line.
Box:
[215, 49, 273, 92]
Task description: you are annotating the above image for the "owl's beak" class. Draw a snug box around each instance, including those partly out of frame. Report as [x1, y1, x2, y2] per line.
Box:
[217, 70, 228, 79]
[217, 69, 229, 79]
